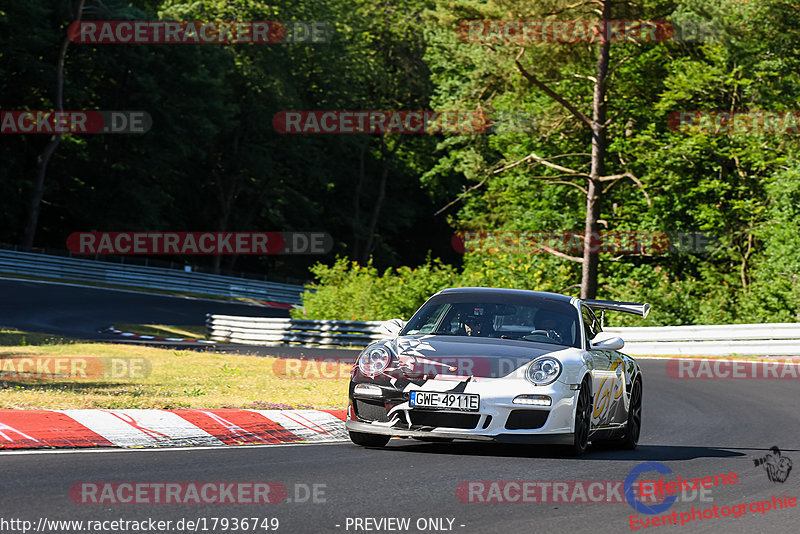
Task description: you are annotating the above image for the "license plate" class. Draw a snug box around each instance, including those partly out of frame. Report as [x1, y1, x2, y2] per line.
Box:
[409, 391, 479, 411]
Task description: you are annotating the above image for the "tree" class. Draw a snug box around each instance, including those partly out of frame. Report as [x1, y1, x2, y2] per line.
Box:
[425, 0, 680, 298]
[20, 0, 86, 251]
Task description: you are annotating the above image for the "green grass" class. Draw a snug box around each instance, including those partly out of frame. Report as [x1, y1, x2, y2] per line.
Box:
[0, 329, 80, 346]
[0, 328, 349, 409]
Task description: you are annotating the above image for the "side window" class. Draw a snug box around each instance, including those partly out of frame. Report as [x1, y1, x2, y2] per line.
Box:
[581, 306, 601, 342]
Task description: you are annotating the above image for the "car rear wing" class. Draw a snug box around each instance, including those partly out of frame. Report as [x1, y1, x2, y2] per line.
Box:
[583, 299, 651, 318]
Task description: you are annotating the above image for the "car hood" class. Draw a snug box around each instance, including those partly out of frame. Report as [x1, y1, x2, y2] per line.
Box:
[389, 334, 569, 379]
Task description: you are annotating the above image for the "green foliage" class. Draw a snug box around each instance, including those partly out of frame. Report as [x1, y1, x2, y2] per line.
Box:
[296, 252, 580, 320]
[5, 0, 800, 327]
[293, 256, 459, 320]
[739, 167, 800, 322]
[1, 0, 451, 278]
[460, 253, 577, 294]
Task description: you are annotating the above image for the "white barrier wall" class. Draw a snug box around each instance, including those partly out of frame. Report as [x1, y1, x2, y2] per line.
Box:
[207, 315, 800, 356]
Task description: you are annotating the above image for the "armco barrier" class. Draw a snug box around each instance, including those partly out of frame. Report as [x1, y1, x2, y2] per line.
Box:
[206, 315, 385, 347]
[0, 249, 304, 304]
[604, 323, 800, 356]
[206, 315, 800, 355]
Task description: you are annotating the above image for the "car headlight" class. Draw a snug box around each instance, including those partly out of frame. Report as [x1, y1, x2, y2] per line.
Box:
[358, 346, 392, 377]
[526, 356, 562, 386]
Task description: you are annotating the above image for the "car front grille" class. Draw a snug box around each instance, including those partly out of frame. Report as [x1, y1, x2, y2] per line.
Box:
[408, 411, 480, 429]
[504, 409, 549, 430]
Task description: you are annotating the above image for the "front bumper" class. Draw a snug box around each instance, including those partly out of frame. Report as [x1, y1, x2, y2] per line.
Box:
[345, 420, 574, 445]
[347, 375, 579, 444]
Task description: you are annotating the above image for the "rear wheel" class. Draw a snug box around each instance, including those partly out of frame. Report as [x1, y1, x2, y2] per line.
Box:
[567, 379, 591, 456]
[349, 431, 390, 448]
[594, 376, 642, 450]
[620, 378, 642, 450]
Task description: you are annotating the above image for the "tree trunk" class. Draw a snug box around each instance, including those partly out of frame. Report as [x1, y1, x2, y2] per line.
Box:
[362, 136, 401, 263]
[352, 140, 367, 260]
[362, 162, 390, 264]
[580, 0, 611, 299]
[21, 0, 85, 251]
[211, 127, 243, 274]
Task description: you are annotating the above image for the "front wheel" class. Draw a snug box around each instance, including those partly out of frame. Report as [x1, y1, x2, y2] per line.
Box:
[567, 379, 591, 456]
[349, 431, 390, 448]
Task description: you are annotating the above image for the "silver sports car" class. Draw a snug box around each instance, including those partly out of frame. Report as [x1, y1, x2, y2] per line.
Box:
[346, 287, 649, 455]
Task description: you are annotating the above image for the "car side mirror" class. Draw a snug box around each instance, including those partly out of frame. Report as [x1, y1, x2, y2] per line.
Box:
[379, 318, 406, 337]
[590, 334, 624, 351]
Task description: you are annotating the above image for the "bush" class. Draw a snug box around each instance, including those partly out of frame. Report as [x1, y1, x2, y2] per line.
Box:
[294, 253, 578, 321]
[291, 257, 459, 321]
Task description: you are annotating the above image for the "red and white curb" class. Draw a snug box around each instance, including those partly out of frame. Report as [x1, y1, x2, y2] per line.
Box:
[100, 326, 214, 344]
[0, 409, 346, 450]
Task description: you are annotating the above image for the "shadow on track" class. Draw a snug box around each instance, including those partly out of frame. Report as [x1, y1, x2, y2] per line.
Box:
[369, 440, 748, 461]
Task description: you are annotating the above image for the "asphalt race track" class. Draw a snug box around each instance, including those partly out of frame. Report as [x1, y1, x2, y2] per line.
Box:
[1, 278, 798, 533]
[0, 278, 357, 358]
[0, 277, 289, 336]
[3, 358, 798, 534]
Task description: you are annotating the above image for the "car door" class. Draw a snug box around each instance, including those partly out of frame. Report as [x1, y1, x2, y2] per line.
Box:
[582, 306, 618, 427]
[604, 349, 630, 425]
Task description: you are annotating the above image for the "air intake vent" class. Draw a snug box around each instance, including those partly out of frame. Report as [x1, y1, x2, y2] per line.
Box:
[505, 410, 549, 430]
[408, 411, 479, 429]
[354, 399, 388, 422]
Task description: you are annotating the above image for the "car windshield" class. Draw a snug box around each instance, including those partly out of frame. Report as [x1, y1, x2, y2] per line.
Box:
[402, 293, 581, 348]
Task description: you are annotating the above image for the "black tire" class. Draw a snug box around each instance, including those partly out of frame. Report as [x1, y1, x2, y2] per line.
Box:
[349, 431, 390, 448]
[620, 377, 642, 450]
[567, 378, 591, 456]
[593, 377, 643, 450]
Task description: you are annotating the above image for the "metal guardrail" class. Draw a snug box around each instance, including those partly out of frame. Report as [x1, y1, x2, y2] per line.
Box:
[604, 323, 800, 356]
[207, 316, 800, 355]
[0, 249, 305, 304]
[206, 315, 384, 346]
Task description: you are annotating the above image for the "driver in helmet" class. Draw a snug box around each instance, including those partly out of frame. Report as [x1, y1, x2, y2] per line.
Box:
[534, 309, 569, 344]
[460, 307, 495, 337]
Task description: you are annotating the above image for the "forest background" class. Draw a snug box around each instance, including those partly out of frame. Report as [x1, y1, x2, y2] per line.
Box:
[2, 0, 799, 326]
